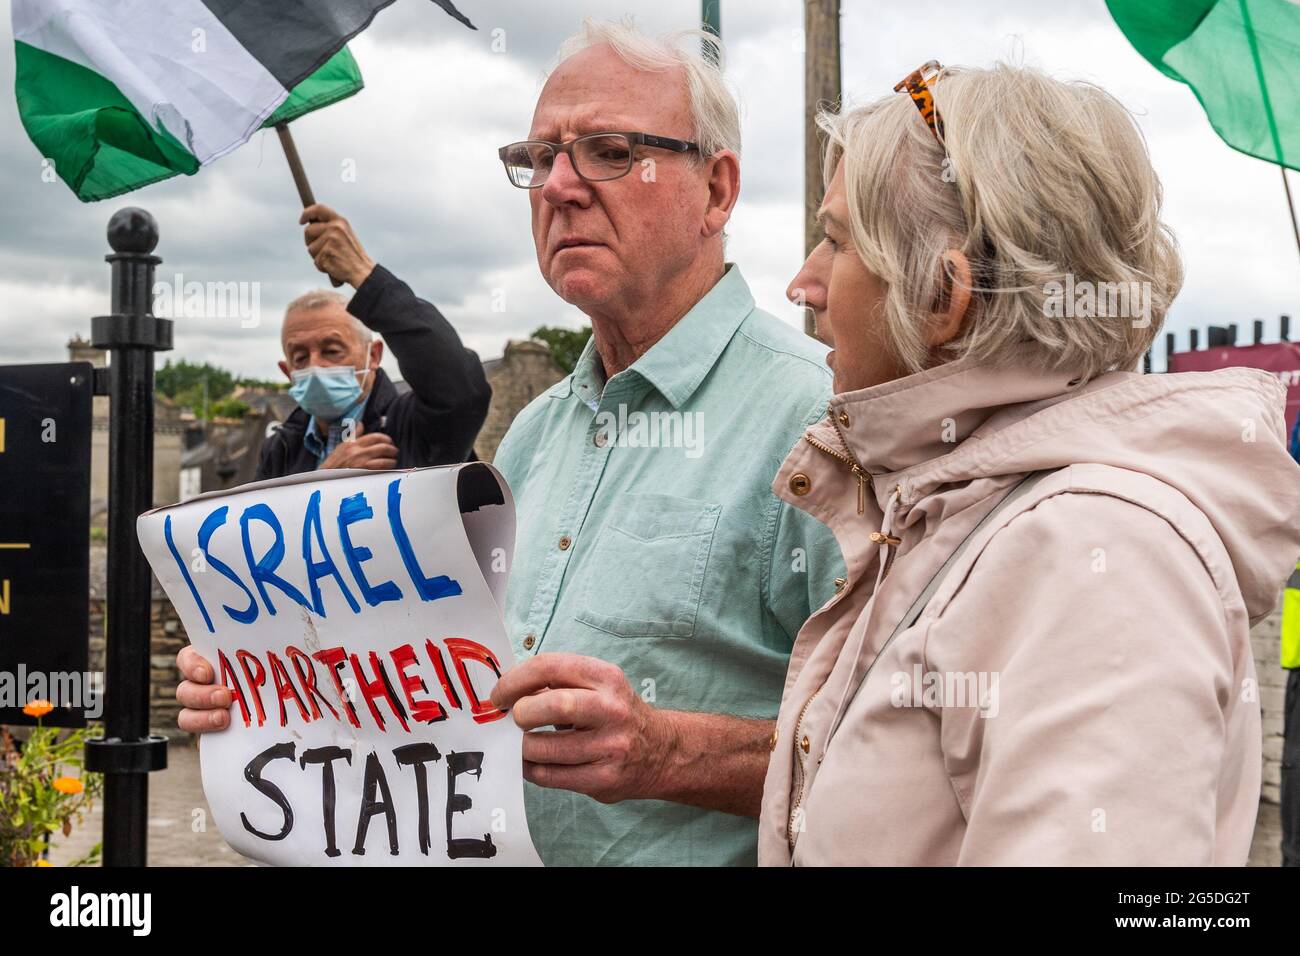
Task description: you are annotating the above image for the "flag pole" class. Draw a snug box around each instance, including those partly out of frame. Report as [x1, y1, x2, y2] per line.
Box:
[274, 122, 343, 287]
[1283, 167, 1300, 266]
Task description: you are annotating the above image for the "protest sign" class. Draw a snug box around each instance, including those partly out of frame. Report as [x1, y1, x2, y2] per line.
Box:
[137, 462, 540, 866]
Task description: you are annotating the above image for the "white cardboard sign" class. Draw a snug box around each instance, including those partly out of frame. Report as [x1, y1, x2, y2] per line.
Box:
[136, 462, 540, 866]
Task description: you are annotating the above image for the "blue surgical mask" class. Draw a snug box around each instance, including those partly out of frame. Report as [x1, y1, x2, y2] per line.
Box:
[289, 365, 368, 421]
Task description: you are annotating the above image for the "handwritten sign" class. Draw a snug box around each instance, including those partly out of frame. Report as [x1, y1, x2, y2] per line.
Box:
[137, 462, 540, 866]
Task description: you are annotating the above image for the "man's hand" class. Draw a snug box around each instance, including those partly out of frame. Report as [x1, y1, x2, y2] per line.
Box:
[489, 652, 677, 805]
[320, 421, 398, 470]
[176, 644, 233, 734]
[300, 203, 376, 289]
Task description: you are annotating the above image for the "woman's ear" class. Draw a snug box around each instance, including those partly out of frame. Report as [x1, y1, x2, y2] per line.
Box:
[929, 249, 971, 347]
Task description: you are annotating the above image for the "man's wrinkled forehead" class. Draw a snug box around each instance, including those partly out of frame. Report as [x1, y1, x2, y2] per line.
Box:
[529, 47, 691, 140]
[280, 308, 360, 352]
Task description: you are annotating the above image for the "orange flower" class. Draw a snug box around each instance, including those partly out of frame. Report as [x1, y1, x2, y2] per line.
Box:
[22, 700, 53, 718]
[52, 777, 83, 795]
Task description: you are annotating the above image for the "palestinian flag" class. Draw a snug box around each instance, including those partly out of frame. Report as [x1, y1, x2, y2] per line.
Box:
[1107, 0, 1300, 172]
[13, 0, 475, 202]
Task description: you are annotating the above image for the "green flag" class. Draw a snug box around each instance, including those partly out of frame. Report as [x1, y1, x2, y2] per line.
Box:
[1107, 0, 1300, 172]
[12, 0, 475, 202]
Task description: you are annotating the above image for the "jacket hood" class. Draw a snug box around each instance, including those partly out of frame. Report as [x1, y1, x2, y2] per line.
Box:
[809, 356, 1300, 622]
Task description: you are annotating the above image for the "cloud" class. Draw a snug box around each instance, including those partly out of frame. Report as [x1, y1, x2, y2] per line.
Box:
[1, 0, 1295, 384]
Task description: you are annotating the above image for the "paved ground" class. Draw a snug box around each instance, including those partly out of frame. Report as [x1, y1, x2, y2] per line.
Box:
[45, 737, 1290, 866]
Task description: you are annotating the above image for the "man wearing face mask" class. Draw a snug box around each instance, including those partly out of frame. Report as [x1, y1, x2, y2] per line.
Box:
[255, 203, 491, 479]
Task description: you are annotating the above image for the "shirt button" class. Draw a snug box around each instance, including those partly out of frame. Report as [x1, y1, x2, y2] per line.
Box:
[789, 473, 812, 496]
[593, 429, 608, 447]
[769, 728, 778, 752]
[522, 634, 536, 650]
[800, 735, 811, 754]
[558, 535, 572, 551]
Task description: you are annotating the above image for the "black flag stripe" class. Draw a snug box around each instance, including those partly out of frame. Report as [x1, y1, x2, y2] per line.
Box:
[199, 0, 475, 92]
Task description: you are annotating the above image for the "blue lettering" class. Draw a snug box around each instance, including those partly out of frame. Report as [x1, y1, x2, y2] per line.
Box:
[387, 479, 462, 603]
[199, 505, 258, 625]
[302, 490, 360, 617]
[337, 492, 402, 607]
[240, 502, 311, 616]
[164, 514, 213, 633]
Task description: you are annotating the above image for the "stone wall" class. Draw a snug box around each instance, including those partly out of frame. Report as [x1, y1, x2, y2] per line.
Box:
[1250, 604, 1288, 805]
[88, 545, 186, 738]
[475, 340, 567, 462]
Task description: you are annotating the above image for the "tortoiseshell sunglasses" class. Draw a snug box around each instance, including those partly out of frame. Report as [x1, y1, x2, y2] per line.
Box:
[894, 60, 946, 142]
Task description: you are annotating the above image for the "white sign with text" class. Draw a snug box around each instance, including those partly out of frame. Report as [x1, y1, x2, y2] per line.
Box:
[137, 463, 540, 866]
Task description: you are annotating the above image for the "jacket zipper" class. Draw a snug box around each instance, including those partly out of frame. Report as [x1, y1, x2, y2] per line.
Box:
[802, 412, 871, 515]
[787, 687, 820, 847]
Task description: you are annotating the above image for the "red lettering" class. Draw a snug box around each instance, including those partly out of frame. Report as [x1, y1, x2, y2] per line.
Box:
[267, 651, 310, 727]
[313, 646, 361, 728]
[444, 638, 507, 724]
[286, 645, 337, 722]
[391, 643, 447, 724]
[217, 649, 251, 727]
[236, 649, 268, 727]
[349, 651, 410, 733]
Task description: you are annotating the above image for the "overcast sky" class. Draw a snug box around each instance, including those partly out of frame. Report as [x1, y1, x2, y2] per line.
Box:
[1, 0, 1297, 382]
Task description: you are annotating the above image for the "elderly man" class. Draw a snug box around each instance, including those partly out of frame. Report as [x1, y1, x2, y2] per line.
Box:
[176, 20, 843, 867]
[256, 203, 491, 478]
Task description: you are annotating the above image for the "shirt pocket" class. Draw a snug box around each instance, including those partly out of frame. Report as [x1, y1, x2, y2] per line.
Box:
[576, 493, 722, 639]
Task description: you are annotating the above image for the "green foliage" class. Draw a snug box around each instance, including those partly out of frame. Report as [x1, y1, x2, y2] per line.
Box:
[531, 325, 593, 374]
[156, 359, 235, 402]
[209, 398, 250, 421]
[0, 720, 103, 867]
[156, 359, 283, 419]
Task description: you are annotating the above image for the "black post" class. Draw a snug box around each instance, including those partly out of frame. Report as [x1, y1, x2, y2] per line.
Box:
[1190, 328, 1200, 350]
[1254, 320, 1265, 344]
[1283, 315, 1292, 342]
[84, 208, 171, 866]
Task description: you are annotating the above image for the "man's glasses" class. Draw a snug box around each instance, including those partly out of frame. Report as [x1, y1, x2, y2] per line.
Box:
[498, 131, 702, 188]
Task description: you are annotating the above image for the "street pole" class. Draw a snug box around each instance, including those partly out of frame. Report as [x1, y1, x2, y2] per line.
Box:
[84, 207, 171, 866]
[702, 1, 721, 63]
[804, 0, 841, 337]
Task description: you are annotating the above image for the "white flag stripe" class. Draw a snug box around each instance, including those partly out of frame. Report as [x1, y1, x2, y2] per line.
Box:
[13, 0, 290, 165]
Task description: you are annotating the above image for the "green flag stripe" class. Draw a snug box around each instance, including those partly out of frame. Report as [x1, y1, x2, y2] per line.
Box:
[14, 39, 199, 202]
[1108, 0, 1300, 173]
[264, 47, 364, 129]
[1238, 0, 1286, 165]
[14, 40, 362, 202]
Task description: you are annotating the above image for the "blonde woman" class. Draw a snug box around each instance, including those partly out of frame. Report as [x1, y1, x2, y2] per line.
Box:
[760, 62, 1300, 865]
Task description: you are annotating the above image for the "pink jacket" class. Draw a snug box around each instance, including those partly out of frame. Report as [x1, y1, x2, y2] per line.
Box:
[758, 358, 1300, 865]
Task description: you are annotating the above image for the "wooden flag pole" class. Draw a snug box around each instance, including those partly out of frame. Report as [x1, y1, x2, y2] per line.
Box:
[1283, 167, 1300, 266]
[275, 122, 343, 287]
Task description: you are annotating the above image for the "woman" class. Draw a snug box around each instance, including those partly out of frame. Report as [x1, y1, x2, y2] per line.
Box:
[760, 61, 1300, 865]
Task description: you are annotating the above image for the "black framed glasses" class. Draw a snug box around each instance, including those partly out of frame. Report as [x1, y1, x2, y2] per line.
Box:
[498, 131, 701, 188]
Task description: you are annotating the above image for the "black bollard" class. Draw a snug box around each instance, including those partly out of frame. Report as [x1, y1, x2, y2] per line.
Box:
[84, 208, 172, 867]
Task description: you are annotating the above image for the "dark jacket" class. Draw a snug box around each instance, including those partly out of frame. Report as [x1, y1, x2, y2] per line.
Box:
[256, 264, 491, 479]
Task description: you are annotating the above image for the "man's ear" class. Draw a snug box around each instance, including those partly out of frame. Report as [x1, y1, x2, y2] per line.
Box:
[278, 358, 292, 382]
[928, 250, 972, 348]
[369, 339, 383, 370]
[702, 149, 740, 239]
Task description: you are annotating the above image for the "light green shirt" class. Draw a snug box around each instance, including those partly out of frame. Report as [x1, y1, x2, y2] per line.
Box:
[493, 264, 844, 866]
